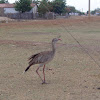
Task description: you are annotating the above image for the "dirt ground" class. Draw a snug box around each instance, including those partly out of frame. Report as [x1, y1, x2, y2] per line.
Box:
[1, 16, 100, 100]
[0, 17, 15, 22]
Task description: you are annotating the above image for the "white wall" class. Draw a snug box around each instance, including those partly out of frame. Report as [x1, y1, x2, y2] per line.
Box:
[4, 5, 37, 14]
[4, 8, 19, 13]
[29, 6, 37, 13]
[69, 12, 79, 16]
[33, 6, 37, 13]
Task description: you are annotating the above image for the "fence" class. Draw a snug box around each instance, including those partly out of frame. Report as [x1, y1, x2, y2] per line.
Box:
[4, 13, 38, 19]
[4, 12, 56, 20]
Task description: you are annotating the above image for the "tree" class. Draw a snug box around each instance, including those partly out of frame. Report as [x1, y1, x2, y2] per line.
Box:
[32, 0, 40, 8]
[38, 0, 66, 15]
[38, 0, 49, 14]
[15, 0, 32, 13]
[0, 0, 8, 3]
[91, 10, 96, 15]
[91, 8, 100, 15]
[52, 0, 66, 14]
[32, 0, 39, 4]
[66, 6, 76, 13]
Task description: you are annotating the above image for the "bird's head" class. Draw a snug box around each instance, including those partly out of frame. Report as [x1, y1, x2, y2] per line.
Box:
[52, 38, 61, 43]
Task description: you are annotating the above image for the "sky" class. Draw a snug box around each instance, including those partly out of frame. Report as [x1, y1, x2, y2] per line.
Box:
[8, 0, 100, 12]
[67, 0, 100, 12]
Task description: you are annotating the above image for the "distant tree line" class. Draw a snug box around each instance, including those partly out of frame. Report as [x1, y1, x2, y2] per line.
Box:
[0, 0, 85, 16]
[37, 0, 85, 15]
[91, 8, 100, 15]
[38, 0, 66, 15]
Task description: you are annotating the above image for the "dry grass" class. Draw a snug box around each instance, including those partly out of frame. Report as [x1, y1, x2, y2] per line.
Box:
[0, 16, 100, 100]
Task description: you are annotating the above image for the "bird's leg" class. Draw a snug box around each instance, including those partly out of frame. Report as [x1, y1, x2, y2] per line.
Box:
[36, 67, 44, 83]
[42, 65, 46, 84]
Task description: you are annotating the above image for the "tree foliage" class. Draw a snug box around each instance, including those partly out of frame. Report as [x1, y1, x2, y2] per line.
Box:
[38, 0, 66, 15]
[32, 0, 39, 4]
[0, 0, 8, 3]
[15, 0, 32, 13]
[65, 6, 85, 15]
[65, 6, 76, 13]
[52, 0, 66, 14]
[38, 0, 49, 14]
[91, 8, 100, 15]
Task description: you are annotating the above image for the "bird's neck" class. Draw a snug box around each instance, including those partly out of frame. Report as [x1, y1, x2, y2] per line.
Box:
[52, 42, 56, 53]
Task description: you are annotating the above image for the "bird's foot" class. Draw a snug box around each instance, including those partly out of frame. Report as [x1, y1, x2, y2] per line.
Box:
[42, 81, 48, 84]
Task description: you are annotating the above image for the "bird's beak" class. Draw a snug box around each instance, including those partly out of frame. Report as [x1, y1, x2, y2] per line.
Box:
[58, 39, 62, 41]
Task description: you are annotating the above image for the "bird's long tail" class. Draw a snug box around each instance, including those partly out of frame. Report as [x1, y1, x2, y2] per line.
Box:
[22, 64, 33, 74]
[23, 55, 35, 73]
[25, 65, 31, 72]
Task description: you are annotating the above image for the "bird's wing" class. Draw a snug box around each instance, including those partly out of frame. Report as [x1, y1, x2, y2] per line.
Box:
[28, 53, 39, 60]
[28, 51, 54, 65]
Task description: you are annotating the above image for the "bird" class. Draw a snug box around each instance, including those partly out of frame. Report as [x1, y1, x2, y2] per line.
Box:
[24, 38, 61, 84]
